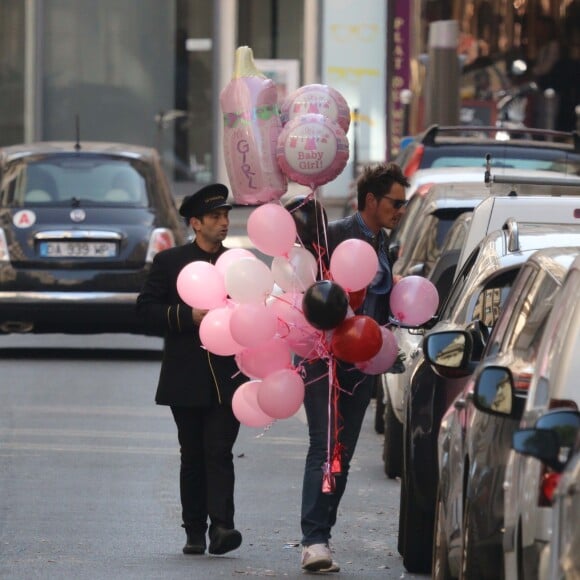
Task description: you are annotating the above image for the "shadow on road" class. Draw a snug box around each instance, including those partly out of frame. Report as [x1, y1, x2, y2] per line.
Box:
[0, 347, 163, 361]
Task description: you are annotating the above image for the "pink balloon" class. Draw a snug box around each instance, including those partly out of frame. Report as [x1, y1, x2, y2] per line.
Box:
[199, 306, 244, 356]
[225, 257, 274, 304]
[356, 327, 399, 375]
[276, 114, 349, 188]
[389, 276, 439, 326]
[330, 239, 379, 292]
[257, 369, 305, 419]
[280, 84, 351, 133]
[230, 303, 277, 347]
[215, 248, 256, 276]
[219, 47, 287, 205]
[176, 261, 227, 310]
[232, 380, 274, 428]
[247, 204, 297, 257]
[235, 337, 292, 379]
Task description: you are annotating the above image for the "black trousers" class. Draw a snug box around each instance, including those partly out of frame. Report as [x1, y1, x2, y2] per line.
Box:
[170, 405, 240, 534]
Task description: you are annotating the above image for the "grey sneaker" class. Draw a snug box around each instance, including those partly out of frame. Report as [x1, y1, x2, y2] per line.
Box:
[301, 543, 333, 571]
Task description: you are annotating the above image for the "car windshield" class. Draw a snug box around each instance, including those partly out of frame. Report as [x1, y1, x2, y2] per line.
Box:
[1, 155, 150, 207]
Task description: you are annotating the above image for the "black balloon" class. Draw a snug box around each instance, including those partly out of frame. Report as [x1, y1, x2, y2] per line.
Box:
[284, 195, 328, 246]
[302, 280, 349, 331]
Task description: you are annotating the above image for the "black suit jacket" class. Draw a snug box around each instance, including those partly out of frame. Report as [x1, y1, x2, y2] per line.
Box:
[136, 241, 245, 407]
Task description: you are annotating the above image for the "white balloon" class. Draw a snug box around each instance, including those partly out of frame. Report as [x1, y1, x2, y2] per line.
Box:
[215, 248, 257, 276]
[225, 257, 274, 304]
[271, 246, 318, 292]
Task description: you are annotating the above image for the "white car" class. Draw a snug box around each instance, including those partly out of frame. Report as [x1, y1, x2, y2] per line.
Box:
[503, 253, 580, 579]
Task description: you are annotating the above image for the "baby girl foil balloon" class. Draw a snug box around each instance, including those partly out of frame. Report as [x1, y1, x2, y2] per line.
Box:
[220, 46, 287, 204]
[281, 84, 351, 133]
[276, 114, 349, 188]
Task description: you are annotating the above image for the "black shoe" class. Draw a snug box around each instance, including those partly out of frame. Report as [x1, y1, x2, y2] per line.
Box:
[208, 526, 242, 555]
[183, 530, 206, 555]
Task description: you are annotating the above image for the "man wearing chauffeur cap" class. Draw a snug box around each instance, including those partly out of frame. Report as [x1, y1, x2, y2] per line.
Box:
[137, 183, 246, 557]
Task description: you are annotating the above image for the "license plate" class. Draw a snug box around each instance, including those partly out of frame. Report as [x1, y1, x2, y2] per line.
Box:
[39, 241, 117, 258]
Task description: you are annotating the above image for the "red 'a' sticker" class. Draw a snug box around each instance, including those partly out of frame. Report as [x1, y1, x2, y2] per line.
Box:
[13, 210, 36, 228]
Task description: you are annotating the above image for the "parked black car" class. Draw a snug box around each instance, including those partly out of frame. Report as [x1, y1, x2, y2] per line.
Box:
[0, 141, 187, 335]
[395, 124, 580, 178]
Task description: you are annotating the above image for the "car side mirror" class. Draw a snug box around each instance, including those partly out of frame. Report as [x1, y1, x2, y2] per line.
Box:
[472, 366, 516, 417]
[513, 409, 580, 472]
[512, 429, 563, 471]
[423, 330, 473, 378]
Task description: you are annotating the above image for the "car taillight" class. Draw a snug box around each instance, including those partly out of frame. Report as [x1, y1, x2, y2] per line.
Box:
[0, 229, 10, 262]
[403, 144, 424, 177]
[146, 228, 175, 263]
[548, 399, 578, 411]
[514, 372, 533, 391]
[538, 469, 561, 506]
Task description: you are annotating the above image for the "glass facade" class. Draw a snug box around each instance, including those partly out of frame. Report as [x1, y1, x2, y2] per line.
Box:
[0, 0, 305, 189]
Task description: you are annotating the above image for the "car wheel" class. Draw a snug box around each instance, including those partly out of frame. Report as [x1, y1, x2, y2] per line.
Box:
[400, 417, 434, 574]
[374, 377, 385, 434]
[432, 484, 452, 580]
[460, 498, 485, 580]
[383, 389, 403, 479]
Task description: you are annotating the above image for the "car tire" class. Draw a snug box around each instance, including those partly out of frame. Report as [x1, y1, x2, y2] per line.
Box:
[374, 377, 385, 434]
[460, 498, 485, 580]
[432, 484, 452, 580]
[383, 389, 403, 479]
[400, 415, 434, 574]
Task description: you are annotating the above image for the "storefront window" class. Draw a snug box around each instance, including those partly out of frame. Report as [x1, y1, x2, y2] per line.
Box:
[0, 1, 25, 146]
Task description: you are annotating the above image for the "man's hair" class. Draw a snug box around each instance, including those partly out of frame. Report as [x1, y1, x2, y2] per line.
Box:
[356, 162, 410, 211]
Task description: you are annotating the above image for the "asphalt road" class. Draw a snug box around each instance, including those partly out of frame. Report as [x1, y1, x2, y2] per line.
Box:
[0, 334, 428, 579]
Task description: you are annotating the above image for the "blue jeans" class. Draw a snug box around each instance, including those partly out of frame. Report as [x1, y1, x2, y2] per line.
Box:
[300, 358, 374, 545]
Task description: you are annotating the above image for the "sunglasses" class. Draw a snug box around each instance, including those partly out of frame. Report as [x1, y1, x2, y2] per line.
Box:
[382, 196, 408, 210]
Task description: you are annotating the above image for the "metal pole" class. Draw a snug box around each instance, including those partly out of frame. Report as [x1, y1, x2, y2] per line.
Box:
[424, 20, 459, 126]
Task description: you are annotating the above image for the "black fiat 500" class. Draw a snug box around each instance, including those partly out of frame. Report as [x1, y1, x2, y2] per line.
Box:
[0, 141, 187, 335]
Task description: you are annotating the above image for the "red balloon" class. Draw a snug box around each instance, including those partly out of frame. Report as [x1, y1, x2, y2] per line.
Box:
[348, 288, 366, 311]
[330, 315, 382, 363]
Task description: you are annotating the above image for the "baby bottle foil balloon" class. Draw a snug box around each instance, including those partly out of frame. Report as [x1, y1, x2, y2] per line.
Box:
[281, 84, 351, 133]
[220, 46, 287, 204]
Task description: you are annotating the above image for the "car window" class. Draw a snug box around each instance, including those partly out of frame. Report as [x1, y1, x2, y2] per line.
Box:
[439, 246, 480, 318]
[470, 269, 518, 329]
[390, 193, 425, 255]
[485, 265, 535, 356]
[404, 215, 457, 276]
[440, 213, 472, 253]
[430, 157, 569, 172]
[421, 147, 580, 175]
[528, 268, 580, 409]
[1, 156, 149, 207]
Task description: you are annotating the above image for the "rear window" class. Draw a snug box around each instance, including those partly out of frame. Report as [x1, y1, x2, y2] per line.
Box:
[422, 146, 580, 175]
[1, 155, 150, 208]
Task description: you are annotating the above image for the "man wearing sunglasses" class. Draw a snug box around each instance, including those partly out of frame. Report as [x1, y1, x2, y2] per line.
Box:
[299, 162, 409, 573]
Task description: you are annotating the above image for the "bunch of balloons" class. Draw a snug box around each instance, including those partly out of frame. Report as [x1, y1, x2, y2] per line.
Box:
[220, 45, 351, 204]
[176, 197, 439, 428]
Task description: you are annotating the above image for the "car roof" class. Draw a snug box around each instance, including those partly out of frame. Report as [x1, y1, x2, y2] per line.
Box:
[407, 166, 580, 195]
[0, 141, 159, 163]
